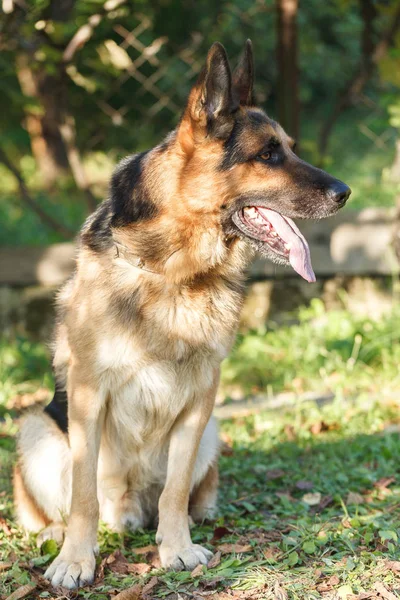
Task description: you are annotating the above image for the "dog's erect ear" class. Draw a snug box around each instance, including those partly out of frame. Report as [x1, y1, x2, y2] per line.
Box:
[179, 43, 237, 150]
[232, 40, 255, 106]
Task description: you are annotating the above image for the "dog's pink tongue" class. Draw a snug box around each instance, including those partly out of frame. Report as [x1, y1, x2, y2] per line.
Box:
[257, 208, 316, 283]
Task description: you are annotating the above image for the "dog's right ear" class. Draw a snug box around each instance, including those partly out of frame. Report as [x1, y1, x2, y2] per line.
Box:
[178, 43, 237, 153]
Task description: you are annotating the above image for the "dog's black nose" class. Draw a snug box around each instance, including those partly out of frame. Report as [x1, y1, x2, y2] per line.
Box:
[328, 181, 351, 205]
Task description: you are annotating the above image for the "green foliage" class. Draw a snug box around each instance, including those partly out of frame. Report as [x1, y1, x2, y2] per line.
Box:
[1, 301, 400, 596]
[222, 298, 400, 398]
[0, 335, 51, 418]
[0, 0, 399, 232]
[2, 382, 400, 597]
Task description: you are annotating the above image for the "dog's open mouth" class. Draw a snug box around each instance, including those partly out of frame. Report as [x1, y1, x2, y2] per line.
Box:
[232, 206, 316, 283]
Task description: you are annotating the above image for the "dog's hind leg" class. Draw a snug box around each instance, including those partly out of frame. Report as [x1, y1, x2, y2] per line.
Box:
[15, 411, 72, 533]
[190, 463, 219, 523]
[189, 416, 219, 522]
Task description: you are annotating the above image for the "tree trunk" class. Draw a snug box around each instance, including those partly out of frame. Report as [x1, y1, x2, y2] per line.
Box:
[15, 0, 79, 187]
[16, 54, 69, 186]
[276, 0, 299, 142]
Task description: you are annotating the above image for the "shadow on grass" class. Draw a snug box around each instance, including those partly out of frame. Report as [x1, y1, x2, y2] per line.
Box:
[1, 407, 400, 598]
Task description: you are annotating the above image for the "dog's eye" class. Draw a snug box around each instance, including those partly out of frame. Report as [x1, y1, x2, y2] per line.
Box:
[259, 152, 272, 162]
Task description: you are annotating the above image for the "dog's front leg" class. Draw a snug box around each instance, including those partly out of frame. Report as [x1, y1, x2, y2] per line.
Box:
[156, 373, 218, 570]
[45, 370, 104, 589]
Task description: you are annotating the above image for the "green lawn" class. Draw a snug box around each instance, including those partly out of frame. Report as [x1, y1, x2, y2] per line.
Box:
[1, 303, 400, 599]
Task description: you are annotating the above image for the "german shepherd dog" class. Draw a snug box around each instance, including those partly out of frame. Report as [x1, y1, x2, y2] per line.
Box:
[14, 41, 350, 589]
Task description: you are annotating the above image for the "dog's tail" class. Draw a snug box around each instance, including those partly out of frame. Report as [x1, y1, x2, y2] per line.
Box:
[14, 410, 71, 531]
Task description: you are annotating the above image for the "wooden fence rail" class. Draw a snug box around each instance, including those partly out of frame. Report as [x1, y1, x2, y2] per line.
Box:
[0, 208, 396, 287]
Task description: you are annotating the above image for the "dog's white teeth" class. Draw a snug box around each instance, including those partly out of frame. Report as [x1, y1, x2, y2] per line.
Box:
[271, 231, 278, 237]
[247, 207, 257, 217]
[284, 243, 292, 250]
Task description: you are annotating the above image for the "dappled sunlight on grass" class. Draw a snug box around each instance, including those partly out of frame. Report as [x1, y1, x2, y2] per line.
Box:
[1, 395, 400, 598]
[1, 305, 400, 598]
[222, 299, 400, 401]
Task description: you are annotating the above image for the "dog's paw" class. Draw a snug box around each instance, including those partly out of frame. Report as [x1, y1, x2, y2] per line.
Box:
[37, 522, 65, 548]
[44, 547, 96, 589]
[159, 543, 213, 571]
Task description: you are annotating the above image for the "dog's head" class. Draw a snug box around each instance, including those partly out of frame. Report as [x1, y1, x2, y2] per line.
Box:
[173, 41, 351, 282]
[106, 41, 350, 283]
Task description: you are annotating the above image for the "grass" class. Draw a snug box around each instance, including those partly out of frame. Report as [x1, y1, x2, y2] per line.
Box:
[222, 298, 400, 401]
[1, 303, 400, 599]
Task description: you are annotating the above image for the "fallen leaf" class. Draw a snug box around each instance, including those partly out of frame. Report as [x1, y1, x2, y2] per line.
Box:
[105, 550, 151, 576]
[201, 576, 225, 590]
[191, 563, 205, 577]
[132, 544, 160, 567]
[263, 546, 281, 560]
[314, 569, 322, 580]
[316, 574, 340, 592]
[302, 492, 321, 506]
[211, 526, 232, 542]
[147, 551, 161, 569]
[106, 550, 131, 574]
[347, 491, 364, 505]
[95, 555, 108, 583]
[316, 583, 332, 593]
[374, 477, 395, 489]
[266, 469, 285, 479]
[342, 518, 352, 529]
[373, 582, 397, 600]
[133, 544, 158, 555]
[127, 562, 151, 575]
[142, 576, 159, 596]
[385, 560, 400, 572]
[219, 543, 252, 554]
[295, 480, 314, 490]
[113, 584, 142, 600]
[0, 518, 12, 536]
[5, 584, 37, 600]
[0, 562, 12, 572]
[207, 550, 221, 568]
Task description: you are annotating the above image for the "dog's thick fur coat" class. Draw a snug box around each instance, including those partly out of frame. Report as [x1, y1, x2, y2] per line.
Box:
[14, 41, 350, 589]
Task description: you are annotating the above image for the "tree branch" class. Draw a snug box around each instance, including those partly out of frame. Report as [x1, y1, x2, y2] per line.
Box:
[63, 13, 102, 62]
[63, 0, 126, 62]
[0, 147, 74, 238]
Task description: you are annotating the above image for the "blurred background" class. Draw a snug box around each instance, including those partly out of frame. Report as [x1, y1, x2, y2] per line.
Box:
[2, 3, 400, 596]
[1, 0, 400, 404]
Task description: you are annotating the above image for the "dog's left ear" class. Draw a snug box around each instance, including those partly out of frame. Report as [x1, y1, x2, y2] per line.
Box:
[179, 42, 237, 151]
[232, 40, 255, 106]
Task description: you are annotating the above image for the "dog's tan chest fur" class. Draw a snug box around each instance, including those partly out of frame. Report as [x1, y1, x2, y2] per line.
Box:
[54, 247, 246, 453]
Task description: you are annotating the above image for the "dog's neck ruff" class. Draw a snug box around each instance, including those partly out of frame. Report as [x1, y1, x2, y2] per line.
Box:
[114, 241, 159, 275]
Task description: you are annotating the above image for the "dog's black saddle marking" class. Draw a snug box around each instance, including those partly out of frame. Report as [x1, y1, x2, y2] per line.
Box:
[44, 382, 68, 433]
